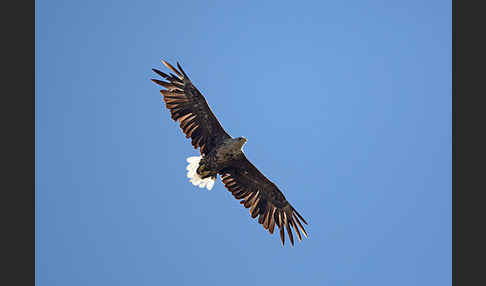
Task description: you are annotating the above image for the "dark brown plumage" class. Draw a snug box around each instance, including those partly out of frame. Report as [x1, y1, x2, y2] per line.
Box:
[219, 157, 308, 246]
[152, 61, 230, 155]
[152, 60, 308, 246]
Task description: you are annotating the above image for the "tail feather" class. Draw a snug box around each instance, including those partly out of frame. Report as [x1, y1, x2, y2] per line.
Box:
[186, 156, 216, 190]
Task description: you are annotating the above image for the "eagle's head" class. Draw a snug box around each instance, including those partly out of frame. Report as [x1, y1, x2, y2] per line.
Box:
[237, 136, 247, 143]
[236, 137, 247, 149]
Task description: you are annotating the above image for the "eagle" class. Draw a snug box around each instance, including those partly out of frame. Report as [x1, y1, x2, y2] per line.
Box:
[151, 60, 308, 246]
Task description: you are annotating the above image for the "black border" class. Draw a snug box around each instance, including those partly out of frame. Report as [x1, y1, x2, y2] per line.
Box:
[453, 0, 486, 284]
[3, 0, 35, 285]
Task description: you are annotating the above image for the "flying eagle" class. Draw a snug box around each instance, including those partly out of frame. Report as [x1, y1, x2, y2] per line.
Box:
[151, 60, 308, 246]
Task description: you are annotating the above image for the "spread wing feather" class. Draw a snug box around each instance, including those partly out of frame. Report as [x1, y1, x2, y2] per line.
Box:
[151, 60, 231, 155]
[220, 154, 308, 246]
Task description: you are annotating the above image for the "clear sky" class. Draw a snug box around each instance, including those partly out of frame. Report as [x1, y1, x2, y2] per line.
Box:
[36, 1, 451, 285]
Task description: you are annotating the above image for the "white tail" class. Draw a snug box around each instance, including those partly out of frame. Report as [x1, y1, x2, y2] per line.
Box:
[186, 156, 216, 190]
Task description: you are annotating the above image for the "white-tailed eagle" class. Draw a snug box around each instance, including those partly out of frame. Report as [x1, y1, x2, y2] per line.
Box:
[151, 61, 308, 246]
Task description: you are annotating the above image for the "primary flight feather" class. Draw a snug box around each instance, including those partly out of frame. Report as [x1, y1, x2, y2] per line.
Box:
[151, 60, 308, 246]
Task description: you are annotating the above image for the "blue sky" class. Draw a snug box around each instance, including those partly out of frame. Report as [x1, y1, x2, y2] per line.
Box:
[36, 1, 451, 285]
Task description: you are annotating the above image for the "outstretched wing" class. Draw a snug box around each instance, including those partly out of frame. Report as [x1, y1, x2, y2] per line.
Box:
[151, 60, 231, 155]
[219, 154, 308, 246]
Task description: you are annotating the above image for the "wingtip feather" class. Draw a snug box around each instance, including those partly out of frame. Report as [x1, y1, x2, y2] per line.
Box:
[162, 60, 183, 78]
[176, 62, 189, 79]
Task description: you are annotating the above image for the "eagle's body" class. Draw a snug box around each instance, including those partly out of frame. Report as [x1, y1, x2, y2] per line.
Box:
[204, 137, 246, 173]
[152, 60, 308, 246]
[186, 137, 247, 189]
